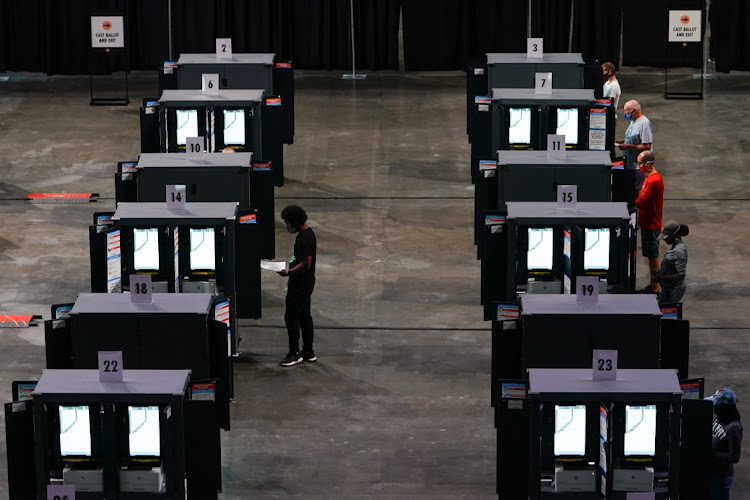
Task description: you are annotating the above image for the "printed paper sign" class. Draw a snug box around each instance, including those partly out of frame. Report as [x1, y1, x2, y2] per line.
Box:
[216, 38, 232, 59]
[546, 134, 566, 159]
[166, 185, 186, 210]
[98, 351, 123, 383]
[527, 38, 543, 58]
[534, 72, 553, 94]
[557, 185, 577, 209]
[130, 274, 153, 304]
[91, 16, 124, 48]
[202, 73, 220, 95]
[593, 349, 617, 381]
[577, 276, 599, 304]
[668, 11, 701, 42]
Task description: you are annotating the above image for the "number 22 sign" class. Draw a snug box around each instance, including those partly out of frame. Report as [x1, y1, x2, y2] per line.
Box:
[98, 351, 123, 383]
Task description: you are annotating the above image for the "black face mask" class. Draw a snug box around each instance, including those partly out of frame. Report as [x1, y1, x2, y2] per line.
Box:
[285, 222, 297, 234]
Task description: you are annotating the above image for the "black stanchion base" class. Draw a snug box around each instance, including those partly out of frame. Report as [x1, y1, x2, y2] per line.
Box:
[90, 97, 130, 106]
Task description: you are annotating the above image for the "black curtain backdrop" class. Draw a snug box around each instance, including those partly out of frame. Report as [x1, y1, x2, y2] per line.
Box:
[530, 0, 571, 53]
[0, 0, 398, 74]
[402, 0, 526, 71]
[572, 0, 623, 67]
[711, 0, 750, 72]
[622, 0, 704, 68]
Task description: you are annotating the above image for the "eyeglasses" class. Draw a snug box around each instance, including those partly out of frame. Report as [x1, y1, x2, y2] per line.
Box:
[637, 161, 653, 166]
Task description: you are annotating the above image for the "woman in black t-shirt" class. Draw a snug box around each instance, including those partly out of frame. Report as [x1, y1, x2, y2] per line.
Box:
[706, 388, 743, 499]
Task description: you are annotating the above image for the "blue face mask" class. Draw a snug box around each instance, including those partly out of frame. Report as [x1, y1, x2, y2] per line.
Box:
[623, 112, 633, 121]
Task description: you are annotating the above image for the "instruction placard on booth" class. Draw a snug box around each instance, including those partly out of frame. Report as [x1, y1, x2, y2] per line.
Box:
[668, 10, 701, 42]
[91, 16, 124, 48]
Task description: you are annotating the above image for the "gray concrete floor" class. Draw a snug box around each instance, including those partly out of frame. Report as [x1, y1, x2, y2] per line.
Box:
[0, 66, 748, 498]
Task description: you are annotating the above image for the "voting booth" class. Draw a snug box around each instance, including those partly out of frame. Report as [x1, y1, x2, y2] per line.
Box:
[88, 202, 261, 328]
[139, 89, 286, 186]
[159, 53, 294, 145]
[467, 52, 589, 139]
[43, 293, 233, 429]
[494, 368, 711, 499]
[115, 154, 275, 259]
[474, 150, 613, 248]
[470, 89, 615, 182]
[3, 369, 224, 499]
[480, 202, 636, 319]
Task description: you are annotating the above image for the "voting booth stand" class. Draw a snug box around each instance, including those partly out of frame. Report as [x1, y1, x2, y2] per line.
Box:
[495, 368, 711, 498]
[480, 202, 637, 320]
[89, 12, 130, 106]
[138, 89, 286, 187]
[470, 90, 616, 183]
[115, 154, 275, 260]
[44, 293, 233, 432]
[88, 202, 261, 331]
[4, 369, 224, 499]
[159, 53, 295, 145]
[466, 53, 586, 141]
[664, 2, 705, 99]
[474, 151, 616, 249]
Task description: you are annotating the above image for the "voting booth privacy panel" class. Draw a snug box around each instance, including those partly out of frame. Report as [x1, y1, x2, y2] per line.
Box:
[139, 89, 286, 187]
[88, 202, 261, 327]
[159, 53, 295, 145]
[480, 202, 637, 320]
[4, 369, 224, 499]
[494, 368, 711, 499]
[115, 153, 275, 260]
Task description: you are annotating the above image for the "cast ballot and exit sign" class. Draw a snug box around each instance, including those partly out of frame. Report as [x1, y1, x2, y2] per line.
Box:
[668, 10, 701, 42]
[91, 16, 124, 48]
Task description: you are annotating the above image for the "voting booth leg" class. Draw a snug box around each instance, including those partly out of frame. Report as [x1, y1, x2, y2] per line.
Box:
[89, 71, 130, 106]
[4, 400, 36, 499]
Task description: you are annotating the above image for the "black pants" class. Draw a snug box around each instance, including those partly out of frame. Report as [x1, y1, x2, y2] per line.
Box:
[285, 294, 314, 353]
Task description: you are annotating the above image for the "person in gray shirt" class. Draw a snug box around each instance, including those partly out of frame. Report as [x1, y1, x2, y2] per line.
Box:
[653, 221, 689, 304]
[617, 100, 653, 191]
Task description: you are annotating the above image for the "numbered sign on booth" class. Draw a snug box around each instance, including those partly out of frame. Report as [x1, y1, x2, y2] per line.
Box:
[166, 185, 186, 210]
[576, 276, 599, 304]
[98, 351, 123, 383]
[185, 137, 204, 158]
[557, 185, 577, 209]
[130, 274, 153, 304]
[593, 349, 617, 381]
[527, 38, 543, 58]
[534, 72, 553, 94]
[546, 134, 566, 159]
[216, 38, 232, 59]
[202, 73, 220, 95]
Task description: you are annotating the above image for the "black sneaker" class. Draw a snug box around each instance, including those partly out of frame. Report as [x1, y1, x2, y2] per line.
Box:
[279, 352, 303, 367]
[301, 350, 317, 362]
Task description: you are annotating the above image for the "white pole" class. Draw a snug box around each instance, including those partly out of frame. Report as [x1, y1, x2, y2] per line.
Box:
[343, 0, 366, 79]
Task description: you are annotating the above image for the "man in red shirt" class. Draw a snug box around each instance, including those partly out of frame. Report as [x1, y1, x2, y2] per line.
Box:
[634, 151, 664, 293]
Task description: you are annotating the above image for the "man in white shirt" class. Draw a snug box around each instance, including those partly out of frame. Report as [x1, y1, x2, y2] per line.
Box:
[602, 62, 621, 116]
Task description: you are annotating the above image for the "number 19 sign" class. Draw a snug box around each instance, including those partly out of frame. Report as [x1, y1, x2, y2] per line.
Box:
[576, 275, 599, 304]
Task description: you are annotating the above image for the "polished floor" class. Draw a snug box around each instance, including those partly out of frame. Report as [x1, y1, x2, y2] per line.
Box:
[0, 66, 748, 497]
